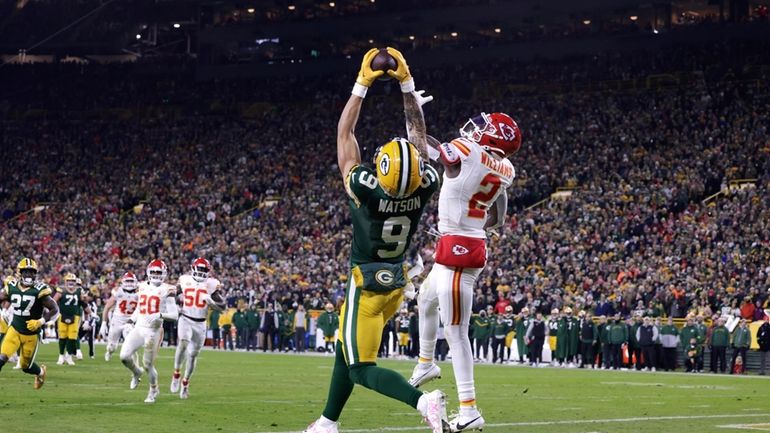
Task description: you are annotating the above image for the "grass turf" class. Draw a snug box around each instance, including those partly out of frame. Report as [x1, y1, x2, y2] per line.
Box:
[1, 343, 768, 433]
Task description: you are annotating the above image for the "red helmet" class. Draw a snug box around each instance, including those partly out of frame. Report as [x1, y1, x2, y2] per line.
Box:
[121, 272, 138, 292]
[191, 257, 211, 282]
[459, 112, 521, 157]
[146, 259, 167, 285]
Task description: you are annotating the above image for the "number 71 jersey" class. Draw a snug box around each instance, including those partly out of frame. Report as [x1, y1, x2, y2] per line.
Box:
[178, 275, 221, 319]
[438, 137, 515, 239]
[345, 164, 439, 266]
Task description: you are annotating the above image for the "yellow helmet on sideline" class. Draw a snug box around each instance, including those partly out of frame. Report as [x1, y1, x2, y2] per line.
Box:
[374, 138, 424, 198]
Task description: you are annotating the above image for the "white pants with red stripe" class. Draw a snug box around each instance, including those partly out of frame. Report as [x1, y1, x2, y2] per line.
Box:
[120, 325, 163, 387]
[418, 264, 481, 404]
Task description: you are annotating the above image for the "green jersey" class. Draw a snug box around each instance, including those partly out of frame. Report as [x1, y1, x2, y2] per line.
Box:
[57, 287, 85, 319]
[345, 164, 439, 266]
[5, 279, 53, 335]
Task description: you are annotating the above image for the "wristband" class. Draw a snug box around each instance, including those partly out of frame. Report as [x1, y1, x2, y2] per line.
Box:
[352, 83, 368, 98]
[400, 78, 415, 93]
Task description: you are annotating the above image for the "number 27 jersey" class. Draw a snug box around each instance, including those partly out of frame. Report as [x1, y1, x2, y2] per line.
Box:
[345, 164, 439, 266]
[438, 137, 515, 239]
[178, 274, 220, 320]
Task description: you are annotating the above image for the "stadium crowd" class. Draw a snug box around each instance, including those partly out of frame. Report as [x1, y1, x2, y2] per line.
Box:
[1, 40, 770, 372]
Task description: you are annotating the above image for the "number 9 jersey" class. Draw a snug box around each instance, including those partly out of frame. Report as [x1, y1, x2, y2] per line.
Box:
[177, 275, 221, 320]
[345, 163, 439, 266]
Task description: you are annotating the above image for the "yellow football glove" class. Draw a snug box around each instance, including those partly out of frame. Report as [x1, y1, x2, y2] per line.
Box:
[356, 48, 385, 88]
[26, 318, 45, 332]
[386, 47, 415, 92]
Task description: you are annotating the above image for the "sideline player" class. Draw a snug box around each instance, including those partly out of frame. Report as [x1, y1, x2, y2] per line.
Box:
[100, 272, 140, 361]
[170, 257, 225, 399]
[120, 260, 178, 403]
[302, 47, 447, 433]
[0, 258, 60, 388]
[409, 110, 521, 432]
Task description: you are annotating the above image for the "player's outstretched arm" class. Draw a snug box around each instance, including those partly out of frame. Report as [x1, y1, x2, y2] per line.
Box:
[485, 190, 508, 230]
[41, 294, 60, 324]
[101, 296, 115, 324]
[403, 91, 430, 162]
[337, 94, 364, 179]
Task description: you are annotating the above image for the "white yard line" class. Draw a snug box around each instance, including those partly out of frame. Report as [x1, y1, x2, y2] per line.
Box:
[717, 424, 770, 431]
[247, 413, 770, 433]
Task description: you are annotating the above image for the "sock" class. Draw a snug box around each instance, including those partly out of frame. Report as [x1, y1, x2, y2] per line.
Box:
[67, 339, 77, 355]
[0, 358, 5, 371]
[316, 416, 337, 428]
[58, 339, 66, 355]
[445, 324, 476, 403]
[185, 353, 198, 380]
[348, 363, 422, 409]
[174, 340, 187, 370]
[23, 362, 41, 376]
[76, 338, 81, 350]
[322, 342, 354, 422]
[418, 273, 439, 362]
[173, 369, 181, 378]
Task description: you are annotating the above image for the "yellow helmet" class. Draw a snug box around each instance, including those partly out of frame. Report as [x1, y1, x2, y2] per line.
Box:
[374, 138, 424, 198]
[17, 258, 38, 286]
[64, 273, 78, 289]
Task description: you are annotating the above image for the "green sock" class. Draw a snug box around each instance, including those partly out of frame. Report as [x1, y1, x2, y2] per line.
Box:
[322, 342, 354, 422]
[76, 337, 81, 350]
[23, 362, 41, 376]
[349, 363, 422, 409]
[59, 339, 66, 355]
[67, 339, 77, 355]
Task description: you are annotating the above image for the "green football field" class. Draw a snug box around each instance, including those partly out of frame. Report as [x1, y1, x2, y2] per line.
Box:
[2, 344, 769, 433]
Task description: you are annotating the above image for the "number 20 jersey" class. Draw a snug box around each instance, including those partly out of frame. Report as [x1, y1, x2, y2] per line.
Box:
[133, 281, 176, 329]
[437, 137, 515, 239]
[178, 274, 220, 320]
[345, 164, 439, 266]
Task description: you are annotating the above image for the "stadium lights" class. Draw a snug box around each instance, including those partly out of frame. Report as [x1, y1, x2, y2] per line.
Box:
[368, 39, 374, 43]
[583, 19, 591, 25]
[135, 34, 141, 39]
[329, 1, 335, 7]
[630, 15, 638, 21]
[409, 35, 415, 40]
[247, 8, 255, 14]
[494, 27, 501, 33]
[173, 23, 180, 28]
[288, 5, 295, 10]
[653, 28, 659, 34]
[450, 31, 458, 37]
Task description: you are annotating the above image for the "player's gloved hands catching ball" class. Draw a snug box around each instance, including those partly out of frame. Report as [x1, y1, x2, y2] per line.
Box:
[26, 318, 45, 332]
[356, 48, 385, 88]
[386, 47, 415, 93]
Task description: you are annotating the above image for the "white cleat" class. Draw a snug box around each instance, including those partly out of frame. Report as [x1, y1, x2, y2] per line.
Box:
[57, 355, 65, 365]
[76, 349, 83, 360]
[418, 390, 449, 433]
[302, 419, 339, 433]
[179, 382, 189, 400]
[65, 355, 76, 366]
[409, 362, 442, 388]
[144, 386, 159, 404]
[170, 374, 181, 393]
[105, 351, 111, 362]
[449, 408, 485, 432]
[130, 369, 143, 390]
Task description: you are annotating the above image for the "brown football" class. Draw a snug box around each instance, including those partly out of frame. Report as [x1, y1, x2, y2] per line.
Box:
[370, 48, 396, 80]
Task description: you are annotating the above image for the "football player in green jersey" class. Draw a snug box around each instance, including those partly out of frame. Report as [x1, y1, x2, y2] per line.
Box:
[0, 258, 60, 389]
[302, 47, 448, 433]
[53, 273, 92, 366]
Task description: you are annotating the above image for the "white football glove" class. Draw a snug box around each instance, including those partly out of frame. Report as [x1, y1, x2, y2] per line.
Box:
[403, 282, 417, 301]
[413, 90, 433, 107]
[99, 322, 109, 338]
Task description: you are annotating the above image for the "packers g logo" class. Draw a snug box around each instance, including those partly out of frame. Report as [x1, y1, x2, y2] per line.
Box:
[375, 270, 395, 286]
[418, 157, 425, 177]
[379, 154, 390, 176]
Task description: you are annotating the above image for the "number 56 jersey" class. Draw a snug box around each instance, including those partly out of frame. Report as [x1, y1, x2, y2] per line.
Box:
[345, 163, 439, 266]
[132, 282, 176, 329]
[178, 275, 221, 320]
[437, 137, 515, 239]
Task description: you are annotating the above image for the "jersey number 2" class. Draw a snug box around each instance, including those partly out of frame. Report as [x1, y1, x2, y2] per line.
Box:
[10, 294, 35, 316]
[138, 294, 160, 315]
[183, 288, 208, 308]
[468, 174, 502, 219]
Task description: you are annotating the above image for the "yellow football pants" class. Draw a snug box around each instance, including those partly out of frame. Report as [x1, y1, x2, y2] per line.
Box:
[1, 327, 39, 370]
[58, 316, 81, 340]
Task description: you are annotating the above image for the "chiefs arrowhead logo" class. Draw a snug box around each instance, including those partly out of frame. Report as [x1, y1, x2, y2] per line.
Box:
[452, 245, 469, 256]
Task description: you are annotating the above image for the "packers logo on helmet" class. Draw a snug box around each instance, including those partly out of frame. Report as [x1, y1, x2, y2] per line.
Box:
[64, 272, 78, 290]
[17, 257, 39, 287]
[374, 138, 424, 198]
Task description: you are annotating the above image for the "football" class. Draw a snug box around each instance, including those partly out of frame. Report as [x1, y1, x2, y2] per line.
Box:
[370, 48, 397, 80]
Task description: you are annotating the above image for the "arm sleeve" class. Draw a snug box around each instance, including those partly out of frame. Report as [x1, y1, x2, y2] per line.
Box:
[438, 140, 471, 166]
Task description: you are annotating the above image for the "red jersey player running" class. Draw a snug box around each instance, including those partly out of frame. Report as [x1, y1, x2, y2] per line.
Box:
[409, 111, 522, 432]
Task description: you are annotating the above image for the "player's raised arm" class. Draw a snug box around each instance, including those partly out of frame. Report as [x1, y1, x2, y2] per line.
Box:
[385, 47, 431, 162]
[338, 48, 384, 179]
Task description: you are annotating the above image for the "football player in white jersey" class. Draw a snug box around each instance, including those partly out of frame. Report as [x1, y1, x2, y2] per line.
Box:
[120, 260, 179, 403]
[410, 111, 522, 432]
[170, 257, 225, 399]
[100, 272, 140, 362]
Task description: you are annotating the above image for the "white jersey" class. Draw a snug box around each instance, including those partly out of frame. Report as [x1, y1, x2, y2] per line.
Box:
[437, 137, 515, 238]
[178, 274, 221, 320]
[132, 281, 177, 329]
[111, 287, 139, 321]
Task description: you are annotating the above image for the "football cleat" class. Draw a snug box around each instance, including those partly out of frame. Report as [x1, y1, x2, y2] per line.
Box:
[105, 351, 111, 362]
[57, 355, 65, 365]
[65, 355, 76, 366]
[179, 381, 189, 400]
[302, 419, 339, 433]
[34, 365, 47, 390]
[449, 408, 485, 432]
[418, 390, 450, 433]
[170, 372, 181, 393]
[76, 349, 83, 360]
[144, 386, 159, 404]
[130, 369, 143, 390]
[409, 362, 442, 388]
